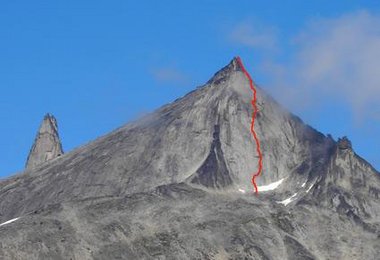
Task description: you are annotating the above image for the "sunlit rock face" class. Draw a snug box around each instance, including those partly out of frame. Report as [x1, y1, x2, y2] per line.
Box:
[0, 58, 379, 259]
[25, 114, 63, 170]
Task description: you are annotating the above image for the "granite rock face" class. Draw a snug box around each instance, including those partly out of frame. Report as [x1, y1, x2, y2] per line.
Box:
[0, 58, 379, 259]
[25, 114, 63, 170]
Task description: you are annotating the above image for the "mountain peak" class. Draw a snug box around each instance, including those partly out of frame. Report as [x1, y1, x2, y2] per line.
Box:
[207, 56, 243, 85]
[230, 56, 244, 70]
[225, 56, 245, 72]
[25, 113, 64, 170]
[1, 58, 380, 259]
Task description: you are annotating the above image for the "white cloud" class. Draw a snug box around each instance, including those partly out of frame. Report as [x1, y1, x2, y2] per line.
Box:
[229, 21, 277, 50]
[151, 67, 188, 85]
[265, 11, 380, 121]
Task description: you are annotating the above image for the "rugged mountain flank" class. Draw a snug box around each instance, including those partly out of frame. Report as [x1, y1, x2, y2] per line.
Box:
[309, 137, 380, 219]
[0, 57, 379, 259]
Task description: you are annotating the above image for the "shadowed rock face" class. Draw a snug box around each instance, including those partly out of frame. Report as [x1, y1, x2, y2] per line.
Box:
[190, 124, 233, 188]
[0, 58, 379, 259]
[25, 114, 63, 170]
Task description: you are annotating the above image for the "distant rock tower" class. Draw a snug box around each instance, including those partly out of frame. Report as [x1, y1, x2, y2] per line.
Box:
[25, 113, 64, 170]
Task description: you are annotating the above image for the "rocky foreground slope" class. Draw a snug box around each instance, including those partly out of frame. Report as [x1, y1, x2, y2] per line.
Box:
[0, 58, 379, 259]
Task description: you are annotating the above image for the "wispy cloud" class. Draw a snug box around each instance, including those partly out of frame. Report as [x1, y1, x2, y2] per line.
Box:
[151, 67, 189, 85]
[229, 21, 278, 50]
[260, 11, 380, 122]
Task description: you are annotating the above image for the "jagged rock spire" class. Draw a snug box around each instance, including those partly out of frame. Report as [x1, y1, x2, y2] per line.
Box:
[337, 136, 352, 150]
[25, 113, 64, 170]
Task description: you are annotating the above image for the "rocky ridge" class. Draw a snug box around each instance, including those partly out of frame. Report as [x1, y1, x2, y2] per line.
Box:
[0, 57, 379, 259]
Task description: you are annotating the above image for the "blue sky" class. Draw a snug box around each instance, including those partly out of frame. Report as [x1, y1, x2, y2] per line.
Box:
[1, 1, 379, 177]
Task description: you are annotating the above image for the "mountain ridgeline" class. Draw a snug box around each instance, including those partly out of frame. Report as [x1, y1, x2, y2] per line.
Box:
[0, 57, 379, 259]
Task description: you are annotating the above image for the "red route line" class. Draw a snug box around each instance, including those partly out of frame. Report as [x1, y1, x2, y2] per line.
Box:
[235, 56, 263, 194]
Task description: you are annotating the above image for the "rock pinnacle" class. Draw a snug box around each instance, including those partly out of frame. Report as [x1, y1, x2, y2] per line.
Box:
[25, 113, 64, 170]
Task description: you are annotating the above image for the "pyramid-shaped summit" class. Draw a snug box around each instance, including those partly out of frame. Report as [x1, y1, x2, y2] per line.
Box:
[0, 58, 379, 259]
[3, 57, 378, 203]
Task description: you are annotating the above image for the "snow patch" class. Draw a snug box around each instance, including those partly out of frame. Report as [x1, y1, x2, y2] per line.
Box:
[0, 218, 19, 227]
[306, 184, 314, 193]
[277, 193, 298, 206]
[257, 178, 285, 192]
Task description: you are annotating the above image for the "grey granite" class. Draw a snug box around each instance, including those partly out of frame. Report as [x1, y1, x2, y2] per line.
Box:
[0, 58, 379, 259]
